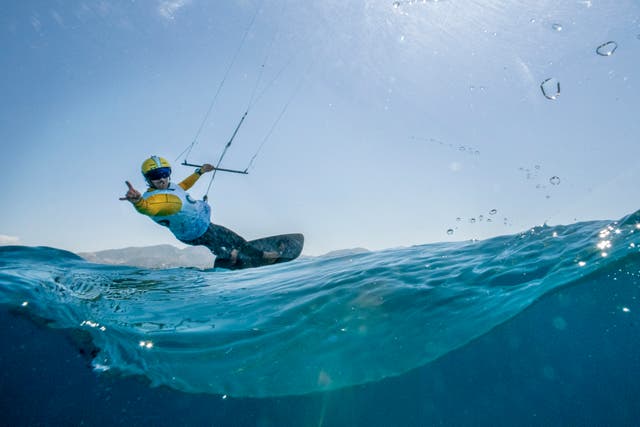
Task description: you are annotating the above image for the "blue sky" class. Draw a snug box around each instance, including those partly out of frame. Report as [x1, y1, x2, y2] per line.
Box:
[2, 0, 639, 255]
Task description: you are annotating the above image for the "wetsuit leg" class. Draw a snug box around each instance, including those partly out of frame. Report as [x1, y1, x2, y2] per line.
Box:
[181, 223, 262, 269]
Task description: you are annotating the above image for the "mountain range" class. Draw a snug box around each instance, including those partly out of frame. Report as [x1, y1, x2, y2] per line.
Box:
[77, 245, 371, 269]
[78, 245, 215, 269]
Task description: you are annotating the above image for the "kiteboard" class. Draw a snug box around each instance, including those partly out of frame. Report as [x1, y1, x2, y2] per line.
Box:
[214, 233, 304, 270]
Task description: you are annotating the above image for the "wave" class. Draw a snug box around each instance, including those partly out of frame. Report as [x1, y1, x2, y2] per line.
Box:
[1, 210, 639, 397]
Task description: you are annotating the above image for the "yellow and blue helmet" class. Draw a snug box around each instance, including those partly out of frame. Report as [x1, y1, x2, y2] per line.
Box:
[141, 155, 171, 181]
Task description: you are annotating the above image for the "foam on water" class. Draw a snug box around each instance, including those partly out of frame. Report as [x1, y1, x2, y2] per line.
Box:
[1, 210, 640, 397]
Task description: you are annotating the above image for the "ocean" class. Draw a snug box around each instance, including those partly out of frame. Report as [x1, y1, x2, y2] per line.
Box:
[1, 211, 639, 426]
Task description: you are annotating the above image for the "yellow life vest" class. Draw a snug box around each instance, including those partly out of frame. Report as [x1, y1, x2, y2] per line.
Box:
[140, 184, 210, 241]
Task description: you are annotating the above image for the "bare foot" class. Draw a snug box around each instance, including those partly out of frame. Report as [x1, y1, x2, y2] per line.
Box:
[230, 249, 239, 264]
[263, 250, 280, 264]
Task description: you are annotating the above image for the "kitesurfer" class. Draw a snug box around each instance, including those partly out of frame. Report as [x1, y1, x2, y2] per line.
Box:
[120, 155, 279, 269]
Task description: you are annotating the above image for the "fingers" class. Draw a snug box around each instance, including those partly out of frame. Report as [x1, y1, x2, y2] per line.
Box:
[121, 181, 140, 201]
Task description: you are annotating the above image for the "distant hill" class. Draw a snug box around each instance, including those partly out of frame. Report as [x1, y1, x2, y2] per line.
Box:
[77, 245, 371, 269]
[78, 245, 214, 269]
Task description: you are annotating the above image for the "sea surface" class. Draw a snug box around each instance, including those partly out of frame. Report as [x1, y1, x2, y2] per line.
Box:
[1, 211, 640, 426]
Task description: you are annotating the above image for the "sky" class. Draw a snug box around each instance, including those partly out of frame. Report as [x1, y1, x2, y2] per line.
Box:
[2, 0, 640, 255]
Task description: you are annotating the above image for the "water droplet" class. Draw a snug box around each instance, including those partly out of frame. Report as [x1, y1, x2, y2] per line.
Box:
[446, 229, 454, 235]
[489, 209, 497, 215]
[552, 23, 563, 31]
[540, 78, 561, 100]
[596, 41, 618, 56]
[549, 176, 561, 185]
[530, 18, 536, 24]
[479, 215, 484, 222]
[534, 165, 541, 170]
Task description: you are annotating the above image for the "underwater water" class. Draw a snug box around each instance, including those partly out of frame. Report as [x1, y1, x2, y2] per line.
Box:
[1, 211, 640, 425]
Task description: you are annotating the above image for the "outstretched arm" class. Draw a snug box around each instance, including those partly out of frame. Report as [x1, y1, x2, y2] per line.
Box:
[179, 163, 215, 190]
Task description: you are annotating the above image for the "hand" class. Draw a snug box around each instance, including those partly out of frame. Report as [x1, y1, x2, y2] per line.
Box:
[200, 163, 215, 173]
[119, 181, 142, 203]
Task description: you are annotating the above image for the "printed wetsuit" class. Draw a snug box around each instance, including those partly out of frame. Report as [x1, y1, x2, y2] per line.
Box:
[133, 173, 261, 267]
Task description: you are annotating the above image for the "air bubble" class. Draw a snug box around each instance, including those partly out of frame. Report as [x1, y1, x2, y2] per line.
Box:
[552, 23, 563, 31]
[446, 229, 454, 235]
[549, 176, 561, 185]
[596, 41, 617, 56]
[540, 78, 560, 100]
[393, 1, 401, 8]
[552, 317, 567, 330]
[456, 217, 462, 222]
[489, 209, 497, 215]
[470, 218, 476, 224]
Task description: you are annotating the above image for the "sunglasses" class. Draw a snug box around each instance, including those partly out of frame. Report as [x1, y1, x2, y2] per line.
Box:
[145, 167, 171, 181]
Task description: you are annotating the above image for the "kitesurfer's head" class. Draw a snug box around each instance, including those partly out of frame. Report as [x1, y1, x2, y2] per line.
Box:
[142, 155, 171, 189]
